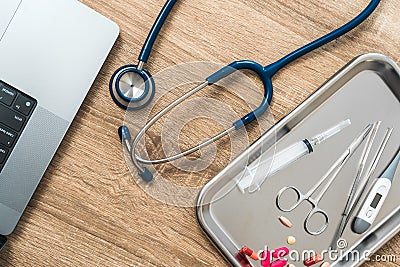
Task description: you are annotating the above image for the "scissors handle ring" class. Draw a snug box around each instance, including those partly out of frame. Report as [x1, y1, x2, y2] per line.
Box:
[304, 208, 329, 236]
[276, 186, 304, 212]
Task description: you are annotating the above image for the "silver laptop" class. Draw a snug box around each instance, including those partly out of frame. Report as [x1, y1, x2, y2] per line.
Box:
[0, 0, 119, 235]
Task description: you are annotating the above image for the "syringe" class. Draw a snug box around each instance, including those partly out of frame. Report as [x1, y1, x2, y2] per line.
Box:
[237, 119, 352, 193]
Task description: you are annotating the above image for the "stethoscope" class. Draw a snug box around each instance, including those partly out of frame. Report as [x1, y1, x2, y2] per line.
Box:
[111, 0, 380, 182]
[109, 0, 176, 110]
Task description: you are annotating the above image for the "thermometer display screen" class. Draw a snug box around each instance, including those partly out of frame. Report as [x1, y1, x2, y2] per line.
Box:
[370, 193, 383, 208]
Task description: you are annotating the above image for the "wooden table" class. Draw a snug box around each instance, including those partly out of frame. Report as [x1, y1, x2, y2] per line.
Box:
[1, 0, 400, 266]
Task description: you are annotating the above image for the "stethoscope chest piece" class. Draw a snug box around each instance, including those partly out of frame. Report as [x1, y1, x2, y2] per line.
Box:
[110, 64, 155, 110]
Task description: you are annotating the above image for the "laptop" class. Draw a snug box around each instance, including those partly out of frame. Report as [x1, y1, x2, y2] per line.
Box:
[0, 0, 119, 235]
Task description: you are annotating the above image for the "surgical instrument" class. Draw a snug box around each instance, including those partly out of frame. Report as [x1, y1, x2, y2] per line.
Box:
[276, 124, 373, 235]
[336, 127, 393, 242]
[330, 124, 389, 249]
[116, 0, 381, 182]
[237, 120, 351, 193]
[353, 148, 400, 234]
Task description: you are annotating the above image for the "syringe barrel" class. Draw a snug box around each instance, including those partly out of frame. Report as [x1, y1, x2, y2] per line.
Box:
[247, 141, 310, 192]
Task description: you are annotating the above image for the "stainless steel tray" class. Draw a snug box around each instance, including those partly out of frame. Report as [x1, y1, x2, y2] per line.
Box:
[197, 53, 400, 267]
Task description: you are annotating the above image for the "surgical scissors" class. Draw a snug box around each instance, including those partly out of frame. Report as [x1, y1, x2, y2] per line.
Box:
[276, 124, 373, 235]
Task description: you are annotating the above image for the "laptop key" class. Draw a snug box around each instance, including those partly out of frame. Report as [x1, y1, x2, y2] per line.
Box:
[0, 83, 36, 172]
[0, 125, 17, 147]
[13, 94, 34, 115]
[0, 83, 17, 106]
[0, 145, 8, 164]
[0, 104, 26, 131]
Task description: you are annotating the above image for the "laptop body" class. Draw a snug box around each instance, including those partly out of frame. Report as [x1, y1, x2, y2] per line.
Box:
[0, 0, 119, 235]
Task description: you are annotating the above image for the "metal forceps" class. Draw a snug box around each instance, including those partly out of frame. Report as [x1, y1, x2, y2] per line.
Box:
[276, 124, 373, 235]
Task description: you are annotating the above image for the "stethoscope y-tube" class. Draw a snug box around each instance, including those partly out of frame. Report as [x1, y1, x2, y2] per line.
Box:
[116, 0, 381, 182]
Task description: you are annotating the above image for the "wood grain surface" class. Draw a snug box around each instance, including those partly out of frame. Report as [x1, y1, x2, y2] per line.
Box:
[1, 0, 400, 266]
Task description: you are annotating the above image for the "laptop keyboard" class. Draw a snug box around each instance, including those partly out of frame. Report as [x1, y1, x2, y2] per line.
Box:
[0, 81, 36, 172]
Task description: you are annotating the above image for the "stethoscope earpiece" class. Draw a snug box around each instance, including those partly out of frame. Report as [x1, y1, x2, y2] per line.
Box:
[119, 125, 154, 182]
[139, 168, 154, 182]
[118, 125, 131, 142]
[110, 64, 155, 110]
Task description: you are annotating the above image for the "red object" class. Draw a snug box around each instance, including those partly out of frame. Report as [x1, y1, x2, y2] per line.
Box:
[271, 259, 287, 267]
[304, 254, 324, 266]
[260, 249, 271, 267]
[240, 246, 260, 261]
[272, 247, 289, 258]
[235, 252, 251, 267]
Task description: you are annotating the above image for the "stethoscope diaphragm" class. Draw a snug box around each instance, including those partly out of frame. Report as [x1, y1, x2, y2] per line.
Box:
[109, 64, 155, 110]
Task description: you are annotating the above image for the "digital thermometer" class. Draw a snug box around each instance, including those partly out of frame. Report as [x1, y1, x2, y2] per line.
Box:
[352, 151, 400, 234]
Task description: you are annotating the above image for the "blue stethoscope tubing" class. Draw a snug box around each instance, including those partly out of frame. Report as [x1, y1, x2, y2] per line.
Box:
[210, 0, 380, 129]
[138, 0, 177, 64]
[116, 0, 380, 182]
